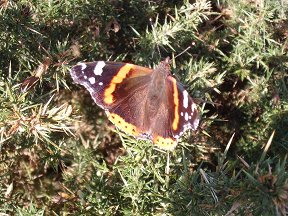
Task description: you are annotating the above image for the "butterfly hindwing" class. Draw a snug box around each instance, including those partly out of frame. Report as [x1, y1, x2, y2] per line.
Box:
[107, 75, 152, 138]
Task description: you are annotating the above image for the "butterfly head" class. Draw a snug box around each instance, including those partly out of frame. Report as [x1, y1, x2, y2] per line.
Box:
[155, 57, 171, 77]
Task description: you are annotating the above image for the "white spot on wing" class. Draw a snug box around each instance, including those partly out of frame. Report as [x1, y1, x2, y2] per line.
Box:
[185, 112, 189, 121]
[88, 77, 95, 84]
[99, 82, 103, 86]
[180, 112, 183, 116]
[78, 63, 87, 70]
[94, 61, 106, 76]
[191, 103, 196, 111]
[193, 118, 200, 129]
[84, 75, 87, 79]
[183, 90, 189, 108]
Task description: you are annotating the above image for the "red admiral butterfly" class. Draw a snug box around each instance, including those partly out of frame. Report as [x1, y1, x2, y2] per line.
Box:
[70, 58, 199, 150]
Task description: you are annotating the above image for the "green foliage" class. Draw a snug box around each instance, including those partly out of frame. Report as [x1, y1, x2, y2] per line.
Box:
[0, 0, 287, 215]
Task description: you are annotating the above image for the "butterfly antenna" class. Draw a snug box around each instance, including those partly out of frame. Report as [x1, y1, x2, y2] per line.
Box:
[174, 45, 192, 59]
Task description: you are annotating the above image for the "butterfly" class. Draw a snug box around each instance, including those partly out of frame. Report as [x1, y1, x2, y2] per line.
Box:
[70, 57, 199, 150]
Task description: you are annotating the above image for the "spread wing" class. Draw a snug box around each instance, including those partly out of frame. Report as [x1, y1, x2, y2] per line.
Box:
[70, 61, 153, 138]
[148, 76, 199, 150]
[70, 61, 153, 109]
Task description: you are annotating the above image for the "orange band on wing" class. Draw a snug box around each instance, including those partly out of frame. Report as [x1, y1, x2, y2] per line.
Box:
[171, 78, 179, 131]
[108, 112, 140, 137]
[104, 64, 134, 104]
[153, 135, 177, 151]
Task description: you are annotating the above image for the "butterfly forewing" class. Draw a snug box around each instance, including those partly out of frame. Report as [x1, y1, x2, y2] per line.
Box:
[172, 80, 199, 138]
[70, 61, 153, 109]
